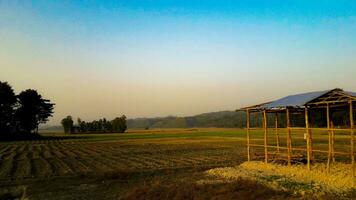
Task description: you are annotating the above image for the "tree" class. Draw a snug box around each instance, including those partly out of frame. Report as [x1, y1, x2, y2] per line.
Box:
[16, 89, 55, 133]
[61, 116, 74, 134]
[61, 115, 126, 134]
[98, 119, 103, 132]
[0, 81, 17, 134]
[103, 118, 113, 132]
[112, 115, 127, 133]
[77, 118, 86, 133]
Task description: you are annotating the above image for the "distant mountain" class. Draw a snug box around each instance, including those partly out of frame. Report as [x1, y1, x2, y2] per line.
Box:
[126, 111, 249, 129]
[40, 108, 336, 132]
[127, 110, 308, 129]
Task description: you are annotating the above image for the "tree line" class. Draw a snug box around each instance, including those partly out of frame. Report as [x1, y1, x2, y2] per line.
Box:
[61, 115, 127, 134]
[0, 81, 54, 138]
[126, 110, 355, 129]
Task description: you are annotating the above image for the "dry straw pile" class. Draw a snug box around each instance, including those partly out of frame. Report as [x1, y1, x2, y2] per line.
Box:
[206, 161, 355, 195]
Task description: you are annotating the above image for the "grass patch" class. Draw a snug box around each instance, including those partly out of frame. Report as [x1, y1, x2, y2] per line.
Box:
[206, 161, 356, 198]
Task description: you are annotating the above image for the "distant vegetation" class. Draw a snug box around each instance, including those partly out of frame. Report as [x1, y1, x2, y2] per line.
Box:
[127, 109, 353, 129]
[126, 111, 247, 129]
[0, 81, 54, 139]
[61, 115, 127, 134]
[127, 111, 285, 129]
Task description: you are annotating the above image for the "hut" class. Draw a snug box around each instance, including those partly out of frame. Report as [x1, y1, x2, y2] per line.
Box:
[239, 88, 356, 177]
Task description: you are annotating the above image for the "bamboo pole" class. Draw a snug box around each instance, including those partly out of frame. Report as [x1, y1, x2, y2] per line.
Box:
[246, 109, 251, 162]
[263, 110, 268, 163]
[331, 121, 335, 162]
[349, 100, 355, 181]
[310, 128, 314, 162]
[275, 113, 280, 154]
[248, 144, 350, 155]
[305, 107, 311, 171]
[286, 108, 292, 166]
[327, 103, 331, 173]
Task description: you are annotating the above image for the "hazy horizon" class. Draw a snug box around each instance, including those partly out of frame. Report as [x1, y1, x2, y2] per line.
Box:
[2, 1, 356, 125]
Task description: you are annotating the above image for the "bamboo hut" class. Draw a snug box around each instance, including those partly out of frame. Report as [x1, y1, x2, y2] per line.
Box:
[239, 88, 356, 178]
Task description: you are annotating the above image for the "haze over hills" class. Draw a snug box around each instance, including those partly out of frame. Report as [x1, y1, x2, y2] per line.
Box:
[40, 111, 249, 132]
[126, 111, 247, 129]
[41, 108, 346, 133]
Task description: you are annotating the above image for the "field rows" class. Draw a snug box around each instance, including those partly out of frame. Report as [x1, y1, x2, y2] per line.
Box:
[0, 140, 245, 180]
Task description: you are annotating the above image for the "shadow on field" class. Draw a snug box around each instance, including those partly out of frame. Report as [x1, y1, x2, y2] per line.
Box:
[0, 134, 89, 142]
[119, 178, 295, 200]
[86, 168, 300, 200]
[1, 166, 342, 200]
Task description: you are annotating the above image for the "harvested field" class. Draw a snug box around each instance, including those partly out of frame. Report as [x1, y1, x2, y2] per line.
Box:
[0, 128, 355, 199]
[0, 139, 246, 181]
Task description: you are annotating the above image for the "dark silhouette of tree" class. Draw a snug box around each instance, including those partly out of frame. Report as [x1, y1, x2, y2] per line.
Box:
[0, 81, 17, 134]
[61, 116, 74, 134]
[77, 118, 86, 132]
[103, 118, 113, 132]
[63, 116, 126, 134]
[112, 115, 127, 133]
[98, 119, 103, 132]
[15, 89, 54, 133]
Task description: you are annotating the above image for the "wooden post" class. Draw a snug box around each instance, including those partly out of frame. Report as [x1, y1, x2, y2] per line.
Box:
[327, 103, 331, 173]
[246, 109, 251, 162]
[263, 110, 268, 163]
[310, 128, 314, 162]
[286, 108, 292, 166]
[331, 121, 335, 162]
[275, 113, 280, 154]
[305, 107, 311, 171]
[349, 100, 355, 180]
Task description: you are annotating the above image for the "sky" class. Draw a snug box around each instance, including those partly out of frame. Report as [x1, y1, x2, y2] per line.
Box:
[1, 0, 356, 125]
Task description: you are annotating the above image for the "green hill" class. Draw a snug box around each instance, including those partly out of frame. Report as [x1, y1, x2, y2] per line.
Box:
[45, 109, 324, 131]
[126, 111, 249, 129]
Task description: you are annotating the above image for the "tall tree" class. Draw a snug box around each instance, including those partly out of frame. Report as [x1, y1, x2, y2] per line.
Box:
[61, 116, 74, 134]
[77, 118, 86, 132]
[112, 115, 127, 133]
[0, 81, 17, 134]
[16, 89, 54, 133]
[103, 118, 112, 132]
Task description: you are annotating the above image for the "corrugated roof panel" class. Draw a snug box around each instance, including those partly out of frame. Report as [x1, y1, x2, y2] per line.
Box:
[239, 88, 356, 111]
[262, 90, 331, 108]
[345, 91, 356, 97]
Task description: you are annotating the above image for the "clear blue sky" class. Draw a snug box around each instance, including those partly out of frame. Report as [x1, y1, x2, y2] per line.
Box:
[1, 1, 356, 124]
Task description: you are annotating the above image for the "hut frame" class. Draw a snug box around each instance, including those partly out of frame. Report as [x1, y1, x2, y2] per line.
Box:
[240, 88, 356, 180]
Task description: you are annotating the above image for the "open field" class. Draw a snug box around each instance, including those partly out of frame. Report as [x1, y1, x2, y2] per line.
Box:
[0, 128, 355, 199]
[0, 128, 250, 199]
[0, 129, 247, 181]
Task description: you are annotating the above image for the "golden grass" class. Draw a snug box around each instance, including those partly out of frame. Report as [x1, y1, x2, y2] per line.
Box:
[206, 161, 356, 196]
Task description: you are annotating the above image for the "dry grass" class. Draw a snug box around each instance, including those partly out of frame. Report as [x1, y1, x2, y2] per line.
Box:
[206, 161, 356, 198]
